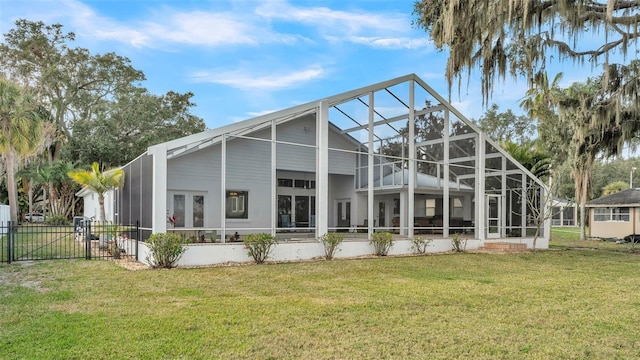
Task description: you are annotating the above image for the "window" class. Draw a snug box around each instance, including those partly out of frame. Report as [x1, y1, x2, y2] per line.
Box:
[613, 207, 630, 221]
[173, 195, 186, 227]
[294, 179, 316, 189]
[193, 196, 204, 227]
[278, 178, 293, 187]
[594, 207, 630, 222]
[226, 190, 248, 219]
[452, 198, 464, 218]
[426, 199, 436, 217]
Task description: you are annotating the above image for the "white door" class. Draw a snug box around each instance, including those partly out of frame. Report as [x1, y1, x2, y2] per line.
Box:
[486, 194, 501, 238]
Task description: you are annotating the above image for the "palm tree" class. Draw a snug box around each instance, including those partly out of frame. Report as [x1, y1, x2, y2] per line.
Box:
[0, 78, 44, 222]
[501, 141, 551, 180]
[67, 162, 124, 221]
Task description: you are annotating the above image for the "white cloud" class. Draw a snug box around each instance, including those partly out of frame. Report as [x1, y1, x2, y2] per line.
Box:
[4, 0, 303, 49]
[3, 0, 426, 51]
[247, 110, 279, 117]
[190, 65, 326, 90]
[138, 10, 302, 48]
[256, 1, 406, 33]
[418, 72, 445, 80]
[256, 0, 427, 49]
[341, 36, 432, 50]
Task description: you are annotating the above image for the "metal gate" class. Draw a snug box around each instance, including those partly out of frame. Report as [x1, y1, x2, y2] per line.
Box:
[1, 220, 138, 263]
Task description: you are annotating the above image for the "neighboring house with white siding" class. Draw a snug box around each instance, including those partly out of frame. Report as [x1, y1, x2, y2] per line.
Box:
[587, 188, 640, 239]
[76, 188, 116, 222]
[114, 74, 549, 255]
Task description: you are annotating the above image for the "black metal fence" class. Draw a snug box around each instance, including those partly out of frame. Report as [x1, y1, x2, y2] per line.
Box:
[1, 220, 139, 263]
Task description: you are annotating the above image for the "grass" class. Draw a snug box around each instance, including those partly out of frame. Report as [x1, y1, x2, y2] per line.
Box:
[1, 225, 85, 262]
[1, 228, 640, 359]
[550, 226, 637, 251]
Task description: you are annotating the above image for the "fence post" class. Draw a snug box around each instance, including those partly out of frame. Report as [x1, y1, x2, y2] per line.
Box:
[85, 220, 92, 260]
[135, 221, 139, 261]
[6, 221, 12, 264]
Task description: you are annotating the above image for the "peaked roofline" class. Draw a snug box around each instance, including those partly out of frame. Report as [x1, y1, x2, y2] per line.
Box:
[149, 74, 418, 154]
[141, 73, 546, 189]
[586, 188, 640, 207]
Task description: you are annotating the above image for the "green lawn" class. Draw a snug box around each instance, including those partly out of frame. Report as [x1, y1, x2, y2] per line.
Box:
[1, 225, 85, 262]
[1, 229, 640, 359]
[551, 226, 635, 251]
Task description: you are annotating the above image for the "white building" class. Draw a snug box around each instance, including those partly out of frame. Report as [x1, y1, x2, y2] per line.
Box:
[114, 74, 549, 262]
[76, 188, 116, 222]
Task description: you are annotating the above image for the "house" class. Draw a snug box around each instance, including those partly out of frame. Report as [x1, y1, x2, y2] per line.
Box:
[112, 74, 549, 264]
[76, 188, 116, 222]
[551, 198, 578, 227]
[586, 188, 640, 239]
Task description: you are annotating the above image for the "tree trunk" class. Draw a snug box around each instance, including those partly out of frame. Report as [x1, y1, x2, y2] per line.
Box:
[98, 193, 106, 222]
[580, 171, 589, 241]
[28, 179, 33, 217]
[6, 150, 19, 223]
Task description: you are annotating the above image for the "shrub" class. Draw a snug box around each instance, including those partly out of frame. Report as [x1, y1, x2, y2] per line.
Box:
[320, 232, 344, 260]
[45, 215, 69, 225]
[451, 233, 467, 252]
[145, 233, 186, 269]
[244, 233, 277, 264]
[411, 237, 433, 254]
[371, 232, 394, 256]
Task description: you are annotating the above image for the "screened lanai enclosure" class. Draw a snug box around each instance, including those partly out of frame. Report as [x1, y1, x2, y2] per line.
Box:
[115, 74, 548, 246]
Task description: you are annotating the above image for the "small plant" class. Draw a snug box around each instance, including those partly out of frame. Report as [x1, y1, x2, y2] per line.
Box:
[45, 215, 68, 225]
[371, 232, 394, 256]
[145, 233, 186, 269]
[626, 236, 640, 253]
[320, 232, 344, 260]
[411, 237, 433, 254]
[243, 233, 278, 264]
[451, 233, 467, 252]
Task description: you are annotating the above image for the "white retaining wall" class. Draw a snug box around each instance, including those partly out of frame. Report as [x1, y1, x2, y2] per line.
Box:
[131, 237, 545, 268]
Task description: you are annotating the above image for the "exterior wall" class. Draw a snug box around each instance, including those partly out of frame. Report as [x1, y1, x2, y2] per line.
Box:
[328, 174, 355, 228]
[82, 190, 115, 221]
[137, 237, 546, 268]
[590, 207, 639, 239]
[163, 117, 358, 231]
[139, 238, 488, 267]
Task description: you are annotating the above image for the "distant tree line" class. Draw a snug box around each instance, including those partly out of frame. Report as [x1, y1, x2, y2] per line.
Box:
[0, 19, 206, 221]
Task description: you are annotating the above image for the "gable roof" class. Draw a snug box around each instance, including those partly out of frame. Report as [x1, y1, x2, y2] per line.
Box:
[135, 73, 546, 189]
[586, 188, 640, 207]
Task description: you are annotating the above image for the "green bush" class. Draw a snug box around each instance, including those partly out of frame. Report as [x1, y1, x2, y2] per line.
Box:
[320, 232, 344, 260]
[451, 233, 467, 252]
[411, 237, 433, 254]
[145, 233, 186, 269]
[244, 233, 278, 264]
[371, 232, 394, 256]
[45, 215, 69, 225]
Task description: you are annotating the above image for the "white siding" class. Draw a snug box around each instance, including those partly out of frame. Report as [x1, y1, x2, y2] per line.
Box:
[0, 205, 9, 230]
[328, 174, 354, 227]
[165, 117, 358, 230]
[81, 190, 115, 221]
[276, 115, 316, 172]
[328, 133, 357, 175]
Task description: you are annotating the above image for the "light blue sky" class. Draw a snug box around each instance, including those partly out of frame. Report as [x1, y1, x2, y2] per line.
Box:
[0, 0, 613, 130]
